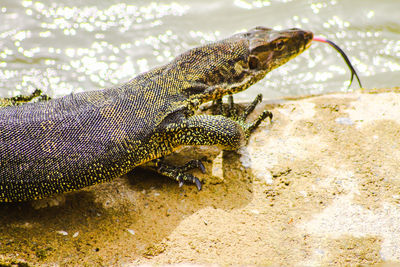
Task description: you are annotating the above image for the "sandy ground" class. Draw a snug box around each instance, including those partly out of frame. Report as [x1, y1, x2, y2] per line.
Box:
[1, 88, 400, 266]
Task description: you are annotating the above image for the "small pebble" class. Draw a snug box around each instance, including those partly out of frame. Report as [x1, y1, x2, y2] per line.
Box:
[299, 190, 307, 197]
[264, 172, 273, 184]
[250, 209, 260, 215]
[72, 232, 79, 238]
[335, 117, 354, 125]
[56, 230, 68, 236]
[127, 229, 135, 235]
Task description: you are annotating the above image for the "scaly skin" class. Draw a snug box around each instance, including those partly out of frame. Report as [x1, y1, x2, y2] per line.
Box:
[0, 27, 313, 202]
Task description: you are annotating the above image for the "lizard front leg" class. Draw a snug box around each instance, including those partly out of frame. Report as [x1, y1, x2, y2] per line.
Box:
[0, 89, 51, 107]
[153, 108, 272, 189]
[167, 114, 248, 151]
[148, 115, 244, 189]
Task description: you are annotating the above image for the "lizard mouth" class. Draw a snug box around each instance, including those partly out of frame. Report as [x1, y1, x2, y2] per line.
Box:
[305, 33, 314, 50]
[300, 30, 314, 51]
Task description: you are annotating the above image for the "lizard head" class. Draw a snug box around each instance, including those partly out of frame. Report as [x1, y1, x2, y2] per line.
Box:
[177, 27, 313, 103]
[246, 26, 313, 75]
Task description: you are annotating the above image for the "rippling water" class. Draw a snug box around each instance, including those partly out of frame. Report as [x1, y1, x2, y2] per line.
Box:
[0, 0, 399, 101]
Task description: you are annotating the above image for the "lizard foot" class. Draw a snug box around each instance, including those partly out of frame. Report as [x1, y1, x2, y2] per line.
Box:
[212, 93, 273, 138]
[1, 89, 51, 107]
[154, 159, 205, 190]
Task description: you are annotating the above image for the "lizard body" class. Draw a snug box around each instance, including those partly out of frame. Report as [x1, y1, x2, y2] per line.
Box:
[0, 27, 313, 202]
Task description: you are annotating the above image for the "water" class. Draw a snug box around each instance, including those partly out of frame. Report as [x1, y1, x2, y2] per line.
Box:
[0, 0, 399, 101]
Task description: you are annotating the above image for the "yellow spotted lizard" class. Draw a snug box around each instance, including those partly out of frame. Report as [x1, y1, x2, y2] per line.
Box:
[0, 27, 313, 202]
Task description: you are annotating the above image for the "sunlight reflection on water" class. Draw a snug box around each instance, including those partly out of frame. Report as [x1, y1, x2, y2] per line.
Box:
[0, 0, 399, 100]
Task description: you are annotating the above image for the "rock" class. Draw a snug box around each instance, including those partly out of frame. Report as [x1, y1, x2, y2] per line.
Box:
[1, 88, 400, 266]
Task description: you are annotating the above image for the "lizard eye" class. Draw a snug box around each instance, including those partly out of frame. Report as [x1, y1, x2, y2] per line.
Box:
[275, 40, 284, 50]
[249, 55, 260, 70]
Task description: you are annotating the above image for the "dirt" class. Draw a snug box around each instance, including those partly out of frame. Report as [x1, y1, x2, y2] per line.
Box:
[1, 88, 400, 266]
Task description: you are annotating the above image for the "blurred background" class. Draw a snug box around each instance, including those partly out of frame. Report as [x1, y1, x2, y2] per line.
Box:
[0, 0, 399, 101]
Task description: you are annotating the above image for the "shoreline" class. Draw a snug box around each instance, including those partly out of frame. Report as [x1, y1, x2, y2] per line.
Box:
[1, 87, 400, 265]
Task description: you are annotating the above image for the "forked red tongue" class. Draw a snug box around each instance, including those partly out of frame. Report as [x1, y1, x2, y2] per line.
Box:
[313, 36, 329, 43]
[313, 36, 362, 88]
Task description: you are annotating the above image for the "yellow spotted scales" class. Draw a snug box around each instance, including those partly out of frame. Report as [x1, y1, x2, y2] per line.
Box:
[0, 27, 313, 202]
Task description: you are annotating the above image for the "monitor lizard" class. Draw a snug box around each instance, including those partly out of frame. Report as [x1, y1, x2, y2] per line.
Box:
[0, 27, 313, 202]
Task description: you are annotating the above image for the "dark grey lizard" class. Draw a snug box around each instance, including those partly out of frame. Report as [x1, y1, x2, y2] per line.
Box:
[0, 27, 313, 202]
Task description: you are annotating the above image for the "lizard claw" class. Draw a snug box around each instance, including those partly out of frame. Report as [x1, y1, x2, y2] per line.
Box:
[155, 159, 204, 190]
[177, 175, 202, 191]
[179, 159, 206, 174]
[177, 173, 202, 191]
[197, 160, 206, 174]
[177, 174, 185, 187]
[194, 178, 202, 191]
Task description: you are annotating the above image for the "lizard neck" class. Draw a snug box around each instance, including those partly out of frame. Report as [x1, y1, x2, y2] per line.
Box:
[182, 69, 268, 113]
